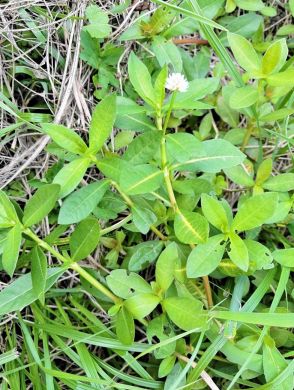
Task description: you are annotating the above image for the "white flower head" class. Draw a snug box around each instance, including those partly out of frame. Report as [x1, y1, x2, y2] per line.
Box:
[165, 73, 189, 93]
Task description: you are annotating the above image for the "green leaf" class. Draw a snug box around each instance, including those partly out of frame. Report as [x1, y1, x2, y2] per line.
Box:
[116, 307, 135, 345]
[262, 39, 288, 75]
[229, 86, 258, 109]
[228, 231, 249, 271]
[174, 209, 209, 245]
[260, 108, 294, 122]
[124, 131, 162, 165]
[156, 242, 179, 292]
[255, 159, 272, 185]
[88, 95, 117, 153]
[58, 180, 109, 224]
[53, 157, 90, 198]
[120, 164, 164, 195]
[83, 5, 111, 38]
[158, 355, 177, 378]
[162, 297, 206, 331]
[154, 66, 168, 108]
[96, 156, 127, 182]
[2, 224, 22, 277]
[128, 52, 156, 108]
[152, 37, 182, 72]
[235, 0, 265, 11]
[124, 293, 160, 319]
[131, 205, 157, 234]
[69, 217, 100, 261]
[114, 131, 134, 150]
[0, 190, 19, 224]
[244, 239, 273, 270]
[128, 241, 164, 272]
[115, 98, 156, 132]
[266, 68, 294, 87]
[263, 336, 292, 388]
[186, 234, 226, 278]
[106, 269, 152, 299]
[224, 163, 255, 187]
[173, 178, 212, 195]
[227, 32, 261, 72]
[263, 173, 294, 192]
[201, 194, 229, 232]
[0, 268, 63, 317]
[272, 249, 294, 267]
[171, 78, 219, 110]
[232, 193, 278, 231]
[23, 184, 60, 227]
[31, 246, 47, 299]
[166, 133, 203, 163]
[41, 123, 87, 155]
[174, 139, 245, 172]
[290, 0, 294, 16]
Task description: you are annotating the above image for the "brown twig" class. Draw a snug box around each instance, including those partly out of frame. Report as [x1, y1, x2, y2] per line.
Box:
[176, 353, 220, 390]
[173, 37, 208, 45]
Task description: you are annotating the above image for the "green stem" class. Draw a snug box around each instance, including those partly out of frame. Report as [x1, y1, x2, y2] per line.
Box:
[163, 91, 177, 134]
[101, 214, 132, 235]
[111, 181, 167, 240]
[24, 228, 121, 304]
[157, 92, 213, 307]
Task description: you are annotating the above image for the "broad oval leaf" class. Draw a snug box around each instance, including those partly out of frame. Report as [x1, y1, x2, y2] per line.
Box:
[156, 242, 179, 292]
[227, 32, 261, 72]
[228, 232, 249, 271]
[131, 205, 157, 234]
[232, 193, 278, 231]
[83, 5, 111, 38]
[53, 157, 90, 198]
[263, 173, 294, 192]
[262, 38, 288, 75]
[229, 86, 258, 109]
[120, 164, 164, 195]
[128, 52, 156, 108]
[174, 139, 245, 172]
[89, 94, 117, 153]
[166, 133, 203, 163]
[186, 234, 226, 278]
[171, 78, 219, 110]
[58, 180, 109, 224]
[69, 217, 100, 261]
[255, 159, 273, 185]
[106, 269, 152, 299]
[124, 293, 160, 319]
[96, 156, 128, 183]
[201, 194, 229, 232]
[244, 239, 273, 270]
[128, 241, 164, 272]
[23, 184, 60, 227]
[41, 123, 87, 155]
[174, 209, 209, 245]
[124, 131, 162, 165]
[162, 297, 207, 331]
[272, 248, 294, 267]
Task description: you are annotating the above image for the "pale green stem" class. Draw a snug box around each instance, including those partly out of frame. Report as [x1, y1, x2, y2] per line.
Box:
[24, 228, 121, 304]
